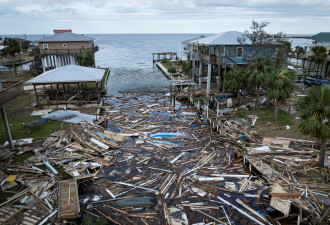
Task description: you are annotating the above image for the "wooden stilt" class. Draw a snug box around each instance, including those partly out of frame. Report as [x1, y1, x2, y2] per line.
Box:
[33, 85, 39, 104]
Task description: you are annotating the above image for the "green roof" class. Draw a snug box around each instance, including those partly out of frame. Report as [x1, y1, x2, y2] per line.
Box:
[310, 32, 330, 42]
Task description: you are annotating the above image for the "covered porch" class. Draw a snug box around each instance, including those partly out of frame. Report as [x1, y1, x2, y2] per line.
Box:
[26, 65, 109, 106]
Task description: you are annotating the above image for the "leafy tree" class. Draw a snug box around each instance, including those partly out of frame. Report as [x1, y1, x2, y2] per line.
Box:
[266, 68, 295, 122]
[296, 85, 330, 167]
[75, 50, 94, 67]
[3, 38, 21, 75]
[294, 46, 306, 65]
[181, 60, 192, 75]
[21, 41, 29, 52]
[311, 46, 327, 76]
[168, 67, 176, 73]
[238, 20, 279, 58]
[224, 68, 247, 105]
[247, 56, 274, 108]
[275, 40, 292, 68]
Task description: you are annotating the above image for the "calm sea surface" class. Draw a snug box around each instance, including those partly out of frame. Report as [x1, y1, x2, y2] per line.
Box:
[0, 33, 199, 95]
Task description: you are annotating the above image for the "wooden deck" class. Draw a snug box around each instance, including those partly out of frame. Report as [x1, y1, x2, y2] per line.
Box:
[58, 179, 80, 220]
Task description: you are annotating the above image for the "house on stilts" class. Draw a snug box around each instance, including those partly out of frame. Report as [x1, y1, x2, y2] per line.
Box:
[30, 30, 99, 76]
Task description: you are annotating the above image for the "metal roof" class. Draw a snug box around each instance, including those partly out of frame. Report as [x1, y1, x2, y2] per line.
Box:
[26, 65, 105, 84]
[38, 32, 94, 43]
[183, 31, 251, 46]
[310, 32, 330, 42]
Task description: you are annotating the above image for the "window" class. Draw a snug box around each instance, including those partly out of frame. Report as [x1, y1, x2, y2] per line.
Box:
[236, 47, 243, 57]
[63, 43, 67, 47]
[43, 44, 49, 52]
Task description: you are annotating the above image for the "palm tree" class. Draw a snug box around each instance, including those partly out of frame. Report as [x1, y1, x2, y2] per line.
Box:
[75, 50, 94, 67]
[311, 46, 327, 76]
[247, 56, 274, 108]
[224, 68, 247, 105]
[296, 85, 330, 167]
[266, 68, 295, 122]
[294, 46, 306, 65]
[3, 38, 21, 75]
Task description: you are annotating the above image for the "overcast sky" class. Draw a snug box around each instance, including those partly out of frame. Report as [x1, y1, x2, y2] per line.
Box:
[0, 0, 329, 34]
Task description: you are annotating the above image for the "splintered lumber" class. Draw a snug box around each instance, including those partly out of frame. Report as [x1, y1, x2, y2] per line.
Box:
[270, 183, 291, 217]
[58, 179, 80, 220]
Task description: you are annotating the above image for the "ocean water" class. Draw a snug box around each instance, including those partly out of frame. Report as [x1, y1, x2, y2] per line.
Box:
[0, 33, 199, 95]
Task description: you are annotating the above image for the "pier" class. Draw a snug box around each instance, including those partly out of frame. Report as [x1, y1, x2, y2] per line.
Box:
[152, 52, 177, 64]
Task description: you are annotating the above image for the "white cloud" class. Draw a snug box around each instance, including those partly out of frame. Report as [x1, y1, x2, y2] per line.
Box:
[0, 0, 328, 34]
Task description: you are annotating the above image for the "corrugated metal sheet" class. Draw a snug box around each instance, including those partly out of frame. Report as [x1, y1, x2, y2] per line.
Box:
[38, 32, 94, 43]
[183, 31, 251, 46]
[25, 65, 105, 84]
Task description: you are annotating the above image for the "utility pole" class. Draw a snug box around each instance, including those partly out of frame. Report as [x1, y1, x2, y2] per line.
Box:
[0, 79, 14, 149]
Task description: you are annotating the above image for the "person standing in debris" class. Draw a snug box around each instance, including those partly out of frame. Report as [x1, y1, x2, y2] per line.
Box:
[209, 94, 215, 110]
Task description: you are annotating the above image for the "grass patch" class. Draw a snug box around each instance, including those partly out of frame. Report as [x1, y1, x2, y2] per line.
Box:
[0, 70, 33, 82]
[236, 109, 248, 118]
[252, 106, 293, 125]
[2, 92, 34, 116]
[11, 151, 34, 164]
[160, 60, 181, 71]
[0, 115, 72, 145]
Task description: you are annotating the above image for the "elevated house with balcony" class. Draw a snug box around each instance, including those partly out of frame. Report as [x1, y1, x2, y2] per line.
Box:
[30, 30, 99, 76]
[182, 31, 254, 96]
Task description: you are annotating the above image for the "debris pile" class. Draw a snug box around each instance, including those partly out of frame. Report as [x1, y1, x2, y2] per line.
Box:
[0, 92, 328, 224]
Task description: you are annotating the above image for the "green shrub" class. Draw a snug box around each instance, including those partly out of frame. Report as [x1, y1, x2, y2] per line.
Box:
[236, 109, 248, 118]
[162, 58, 169, 63]
[168, 67, 176, 73]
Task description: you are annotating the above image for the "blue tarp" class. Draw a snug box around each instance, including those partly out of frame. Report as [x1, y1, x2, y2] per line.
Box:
[24, 118, 48, 128]
[150, 133, 183, 138]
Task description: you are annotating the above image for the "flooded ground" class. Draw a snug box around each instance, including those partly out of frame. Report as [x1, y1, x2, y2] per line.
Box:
[106, 67, 169, 96]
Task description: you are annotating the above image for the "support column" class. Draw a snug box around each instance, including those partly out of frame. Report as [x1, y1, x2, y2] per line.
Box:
[1, 107, 14, 149]
[198, 61, 202, 85]
[53, 55, 56, 69]
[192, 59, 196, 83]
[217, 65, 221, 91]
[56, 55, 60, 68]
[223, 58, 227, 92]
[41, 57, 46, 72]
[206, 64, 211, 97]
[49, 55, 53, 69]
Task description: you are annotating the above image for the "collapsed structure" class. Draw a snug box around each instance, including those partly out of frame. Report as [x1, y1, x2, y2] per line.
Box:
[0, 92, 328, 224]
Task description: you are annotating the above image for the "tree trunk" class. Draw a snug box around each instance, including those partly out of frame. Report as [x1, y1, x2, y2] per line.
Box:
[319, 136, 327, 167]
[255, 86, 260, 109]
[308, 60, 312, 75]
[237, 89, 240, 105]
[316, 63, 319, 76]
[320, 62, 324, 77]
[12, 55, 17, 75]
[274, 98, 278, 122]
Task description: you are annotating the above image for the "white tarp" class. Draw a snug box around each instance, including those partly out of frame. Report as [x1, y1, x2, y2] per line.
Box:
[42, 110, 99, 124]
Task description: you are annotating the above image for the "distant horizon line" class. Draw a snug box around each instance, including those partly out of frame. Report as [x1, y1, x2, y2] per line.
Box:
[0, 32, 315, 36]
